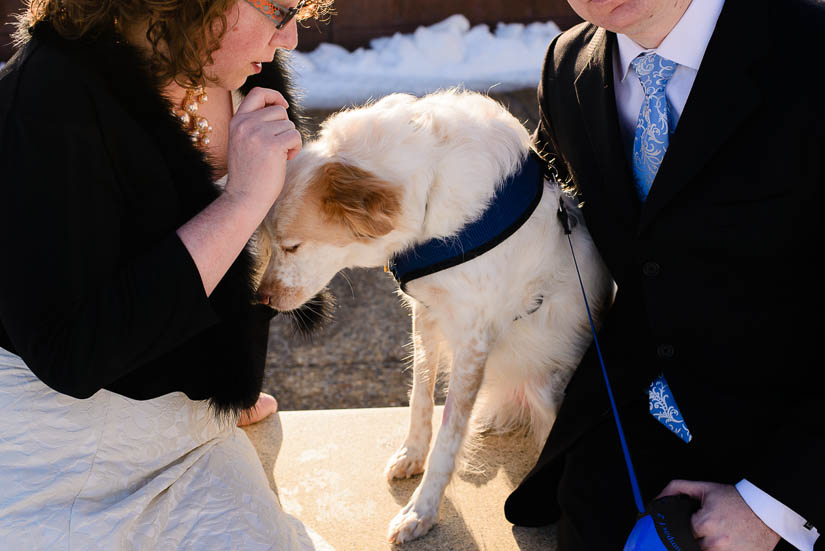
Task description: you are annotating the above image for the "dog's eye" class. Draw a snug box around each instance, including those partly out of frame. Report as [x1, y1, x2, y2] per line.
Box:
[282, 243, 301, 253]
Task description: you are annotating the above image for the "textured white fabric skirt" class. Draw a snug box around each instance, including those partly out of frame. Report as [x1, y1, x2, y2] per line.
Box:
[0, 347, 333, 551]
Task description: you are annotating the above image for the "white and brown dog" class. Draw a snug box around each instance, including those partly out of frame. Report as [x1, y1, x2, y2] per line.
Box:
[257, 90, 613, 543]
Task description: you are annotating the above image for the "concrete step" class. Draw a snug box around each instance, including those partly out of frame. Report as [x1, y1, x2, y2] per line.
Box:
[243, 406, 557, 551]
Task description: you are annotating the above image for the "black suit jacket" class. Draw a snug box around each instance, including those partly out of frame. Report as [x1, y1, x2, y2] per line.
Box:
[0, 23, 301, 414]
[506, 0, 825, 544]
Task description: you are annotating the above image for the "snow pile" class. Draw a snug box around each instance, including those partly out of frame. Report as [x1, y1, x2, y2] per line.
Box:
[290, 14, 560, 108]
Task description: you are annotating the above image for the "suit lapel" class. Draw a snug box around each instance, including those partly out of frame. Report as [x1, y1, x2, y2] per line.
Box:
[573, 28, 639, 229]
[639, 0, 765, 232]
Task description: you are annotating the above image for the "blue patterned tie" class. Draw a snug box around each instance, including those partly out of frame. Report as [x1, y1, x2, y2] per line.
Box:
[632, 54, 692, 442]
[631, 53, 678, 201]
[649, 374, 692, 443]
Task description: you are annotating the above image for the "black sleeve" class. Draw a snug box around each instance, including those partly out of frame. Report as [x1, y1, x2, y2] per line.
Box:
[533, 45, 556, 159]
[533, 35, 570, 183]
[0, 70, 219, 398]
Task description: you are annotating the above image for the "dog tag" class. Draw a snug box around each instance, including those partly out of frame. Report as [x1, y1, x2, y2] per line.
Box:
[648, 374, 692, 443]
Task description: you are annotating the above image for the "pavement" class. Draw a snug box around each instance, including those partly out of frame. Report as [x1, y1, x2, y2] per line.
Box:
[243, 406, 556, 551]
[262, 87, 541, 411]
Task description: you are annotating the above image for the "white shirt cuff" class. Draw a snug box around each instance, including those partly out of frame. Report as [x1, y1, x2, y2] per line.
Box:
[736, 479, 820, 551]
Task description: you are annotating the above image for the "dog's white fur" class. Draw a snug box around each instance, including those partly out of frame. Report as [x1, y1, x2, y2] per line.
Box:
[258, 90, 613, 543]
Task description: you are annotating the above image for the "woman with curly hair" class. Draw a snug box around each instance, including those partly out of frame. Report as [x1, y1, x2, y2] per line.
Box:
[0, 0, 334, 548]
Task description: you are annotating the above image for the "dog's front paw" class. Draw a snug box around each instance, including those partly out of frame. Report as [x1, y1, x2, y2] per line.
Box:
[384, 446, 427, 480]
[387, 503, 437, 543]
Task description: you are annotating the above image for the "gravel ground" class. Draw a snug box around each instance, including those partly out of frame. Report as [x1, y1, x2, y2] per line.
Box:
[263, 88, 540, 410]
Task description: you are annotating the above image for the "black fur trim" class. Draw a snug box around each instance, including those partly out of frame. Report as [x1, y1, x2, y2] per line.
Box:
[240, 50, 308, 138]
[286, 288, 337, 341]
[29, 21, 304, 416]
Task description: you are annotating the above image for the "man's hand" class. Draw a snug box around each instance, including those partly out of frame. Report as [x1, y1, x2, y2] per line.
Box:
[657, 480, 781, 551]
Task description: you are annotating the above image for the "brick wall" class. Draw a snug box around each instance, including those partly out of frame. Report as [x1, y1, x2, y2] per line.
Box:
[0, 0, 581, 61]
[297, 0, 580, 51]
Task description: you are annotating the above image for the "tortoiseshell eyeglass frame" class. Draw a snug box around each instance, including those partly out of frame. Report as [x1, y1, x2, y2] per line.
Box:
[246, 0, 308, 29]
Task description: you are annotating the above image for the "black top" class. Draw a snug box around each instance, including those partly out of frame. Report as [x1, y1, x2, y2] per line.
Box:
[505, 0, 825, 543]
[0, 22, 300, 415]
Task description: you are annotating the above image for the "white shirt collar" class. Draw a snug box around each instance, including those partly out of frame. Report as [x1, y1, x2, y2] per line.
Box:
[616, 0, 726, 82]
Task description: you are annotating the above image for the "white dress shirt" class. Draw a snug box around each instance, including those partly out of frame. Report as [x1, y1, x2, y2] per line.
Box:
[611, 1, 819, 549]
[612, 0, 725, 158]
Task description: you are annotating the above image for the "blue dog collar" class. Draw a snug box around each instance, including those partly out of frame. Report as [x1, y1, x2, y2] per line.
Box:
[388, 152, 545, 292]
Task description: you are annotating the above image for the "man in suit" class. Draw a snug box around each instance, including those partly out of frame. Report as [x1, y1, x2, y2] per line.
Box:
[505, 0, 825, 549]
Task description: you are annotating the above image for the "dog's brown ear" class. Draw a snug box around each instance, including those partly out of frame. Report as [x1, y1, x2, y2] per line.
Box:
[313, 162, 401, 239]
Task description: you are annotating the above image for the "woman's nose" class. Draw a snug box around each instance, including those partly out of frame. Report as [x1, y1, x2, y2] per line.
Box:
[271, 18, 298, 50]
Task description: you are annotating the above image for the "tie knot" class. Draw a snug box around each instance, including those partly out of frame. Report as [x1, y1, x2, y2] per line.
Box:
[631, 53, 678, 96]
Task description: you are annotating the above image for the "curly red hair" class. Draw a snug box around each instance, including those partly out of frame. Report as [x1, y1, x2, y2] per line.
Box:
[15, 0, 333, 86]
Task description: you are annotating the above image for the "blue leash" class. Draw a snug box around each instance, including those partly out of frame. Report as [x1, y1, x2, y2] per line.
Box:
[556, 196, 646, 515]
[556, 182, 700, 551]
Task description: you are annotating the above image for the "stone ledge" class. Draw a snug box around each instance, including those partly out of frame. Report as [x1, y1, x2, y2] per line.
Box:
[243, 406, 557, 551]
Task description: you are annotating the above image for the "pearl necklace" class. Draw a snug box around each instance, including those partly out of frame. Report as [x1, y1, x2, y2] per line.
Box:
[174, 87, 212, 147]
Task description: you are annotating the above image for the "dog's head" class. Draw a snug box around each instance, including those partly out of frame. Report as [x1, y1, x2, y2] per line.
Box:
[256, 90, 532, 312]
[257, 147, 404, 312]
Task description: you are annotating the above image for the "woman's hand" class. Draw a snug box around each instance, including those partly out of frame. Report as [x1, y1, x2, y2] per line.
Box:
[177, 87, 302, 296]
[224, 87, 303, 211]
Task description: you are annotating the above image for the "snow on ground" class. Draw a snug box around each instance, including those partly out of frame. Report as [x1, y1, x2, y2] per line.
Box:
[290, 14, 561, 109]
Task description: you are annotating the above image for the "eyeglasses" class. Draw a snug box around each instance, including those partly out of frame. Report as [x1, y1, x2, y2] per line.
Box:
[246, 0, 308, 30]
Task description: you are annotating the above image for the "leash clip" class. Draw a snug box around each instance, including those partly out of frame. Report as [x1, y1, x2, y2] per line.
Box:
[557, 196, 573, 235]
[538, 152, 573, 236]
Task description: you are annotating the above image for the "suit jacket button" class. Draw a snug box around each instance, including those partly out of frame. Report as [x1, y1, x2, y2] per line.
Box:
[657, 344, 675, 359]
[643, 261, 661, 277]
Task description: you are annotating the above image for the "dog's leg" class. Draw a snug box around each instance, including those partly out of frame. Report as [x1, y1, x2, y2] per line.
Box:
[385, 301, 440, 480]
[388, 335, 489, 543]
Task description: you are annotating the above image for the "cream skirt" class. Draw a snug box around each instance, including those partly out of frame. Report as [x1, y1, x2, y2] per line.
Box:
[0, 347, 333, 551]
